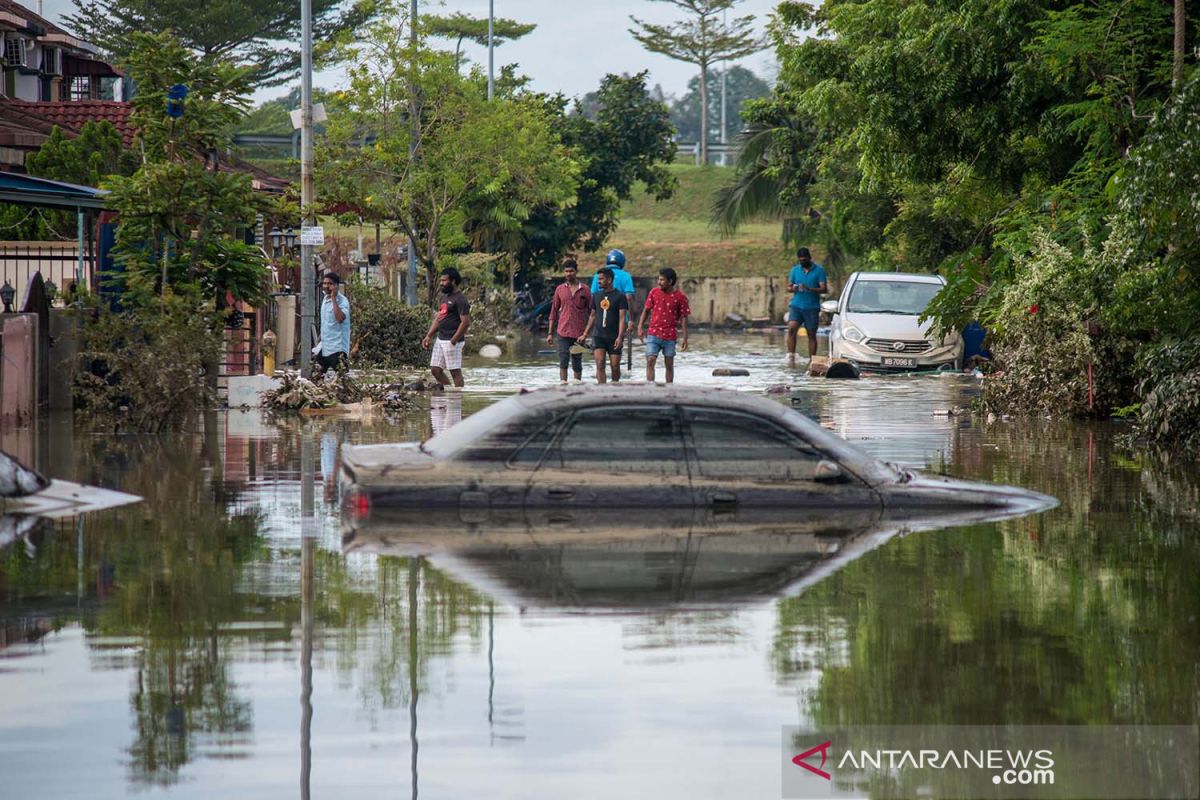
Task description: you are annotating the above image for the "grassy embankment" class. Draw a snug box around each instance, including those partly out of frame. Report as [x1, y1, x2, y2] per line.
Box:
[585, 163, 798, 279]
[316, 164, 806, 279]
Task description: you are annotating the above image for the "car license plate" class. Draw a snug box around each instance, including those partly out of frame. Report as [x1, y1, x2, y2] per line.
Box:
[881, 356, 917, 367]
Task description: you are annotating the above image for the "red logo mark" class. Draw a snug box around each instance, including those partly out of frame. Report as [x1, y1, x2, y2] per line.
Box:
[792, 741, 833, 780]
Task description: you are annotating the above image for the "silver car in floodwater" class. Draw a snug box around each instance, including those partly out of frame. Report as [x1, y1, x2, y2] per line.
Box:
[823, 272, 963, 372]
[339, 385, 1055, 518]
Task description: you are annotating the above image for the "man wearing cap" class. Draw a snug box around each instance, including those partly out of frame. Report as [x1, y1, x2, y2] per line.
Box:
[546, 257, 591, 384]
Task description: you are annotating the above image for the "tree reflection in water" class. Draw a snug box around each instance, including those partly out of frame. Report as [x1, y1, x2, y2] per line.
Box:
[1, 424, 492, 789]
[772, 421, 1200, 727]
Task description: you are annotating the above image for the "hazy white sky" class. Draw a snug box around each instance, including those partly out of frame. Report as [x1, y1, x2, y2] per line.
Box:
[38, 0, 784, 104]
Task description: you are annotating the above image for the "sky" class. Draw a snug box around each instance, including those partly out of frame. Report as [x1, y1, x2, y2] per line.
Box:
[36, 0, 784, 105]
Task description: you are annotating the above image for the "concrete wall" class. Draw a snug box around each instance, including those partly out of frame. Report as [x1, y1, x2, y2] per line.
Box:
[678, 276, 788, 326]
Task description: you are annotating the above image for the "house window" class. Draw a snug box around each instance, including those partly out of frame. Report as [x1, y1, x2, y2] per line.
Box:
[69, 75, 91, 101]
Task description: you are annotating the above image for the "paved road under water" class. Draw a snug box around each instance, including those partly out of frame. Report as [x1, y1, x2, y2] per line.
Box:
[0, 333, 1197, 799]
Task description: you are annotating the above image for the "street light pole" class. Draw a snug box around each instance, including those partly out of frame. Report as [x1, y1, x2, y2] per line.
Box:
[719, 8, 728, 150]
[299, 0, 316, 375]
[406, 0, 419, 305]
[487, 0, 494, 101]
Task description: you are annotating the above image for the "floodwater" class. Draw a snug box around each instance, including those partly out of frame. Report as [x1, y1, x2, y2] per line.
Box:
[0, 333, 1197, 799]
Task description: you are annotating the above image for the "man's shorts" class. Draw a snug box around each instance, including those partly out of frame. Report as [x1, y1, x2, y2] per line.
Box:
[645, 334, 677, 358]
[789, 306, 820, 337]
[592, 336, 621, 355]
[430, 338, 464, 370]
[555, 334, 584, 369]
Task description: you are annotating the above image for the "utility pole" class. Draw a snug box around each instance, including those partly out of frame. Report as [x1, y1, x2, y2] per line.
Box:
[406, 0, 419, 305]
[299, 0, 315, 375]
[719, 8, 728, 151]
[487, 0, 495, 100]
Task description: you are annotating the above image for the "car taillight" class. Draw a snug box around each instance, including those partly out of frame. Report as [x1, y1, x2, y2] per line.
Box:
[343, 489, 371, 521]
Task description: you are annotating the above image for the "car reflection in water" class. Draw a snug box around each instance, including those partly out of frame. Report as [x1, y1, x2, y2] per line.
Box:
[343, 502, 1053, 610]
[341, 385, 1057, 609]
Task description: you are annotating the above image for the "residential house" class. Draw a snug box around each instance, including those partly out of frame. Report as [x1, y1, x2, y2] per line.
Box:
[0, 0, 120, 103]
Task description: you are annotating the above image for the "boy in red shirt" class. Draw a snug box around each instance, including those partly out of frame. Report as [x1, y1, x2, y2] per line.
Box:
[637, 267, 690, 384]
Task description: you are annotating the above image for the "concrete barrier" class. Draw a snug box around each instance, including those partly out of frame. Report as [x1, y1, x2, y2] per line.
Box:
[679, 277, 785, 325]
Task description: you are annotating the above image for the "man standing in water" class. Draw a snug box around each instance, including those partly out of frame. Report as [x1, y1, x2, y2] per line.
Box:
[580, 267, 628, 383]
[316, 272, 351, 374]
[591, 249, 636, 367]
[637, 267, 690, 384]
[786, 247, 827, 365]
[421, 268, 471, 388]
[546, 257, 591, 384]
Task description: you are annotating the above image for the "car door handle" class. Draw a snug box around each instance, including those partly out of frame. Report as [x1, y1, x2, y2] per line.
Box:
[546, 486, 575, 500]
[709, 492, 737, 507]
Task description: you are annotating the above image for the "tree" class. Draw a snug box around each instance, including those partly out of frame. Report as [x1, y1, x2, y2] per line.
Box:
[629, 0, 765, 164]
[319, 2, 579, 302]
[670, 64, 770, 144]
[64, 0, 375, 87]
[103, 32, 269, 305]
[0, 121, 138, 240]
[423, 12, 536, 70]
[512, 72, 678, 272]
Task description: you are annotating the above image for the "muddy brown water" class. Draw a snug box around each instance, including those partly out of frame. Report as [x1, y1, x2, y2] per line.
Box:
[0, 333, 1196, 799]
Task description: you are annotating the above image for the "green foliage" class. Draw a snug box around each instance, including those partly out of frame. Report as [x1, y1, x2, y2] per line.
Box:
[65, 0, 376, 86]
[320, 3, 579, 302]
[515, 71, 677, 271]
[1134, 338, 1200, 450]
[670, 65, 771, 143]
[0, 122, 138, 241]
[26, 122, 138, 186]
[629, 0, 765, 163]
[423, 11, 536, 68]
[347, 281, 433, 369]
[978, 228, 1136, 417]
[103, 33, 269, 308]
[73, 293, 222, 432]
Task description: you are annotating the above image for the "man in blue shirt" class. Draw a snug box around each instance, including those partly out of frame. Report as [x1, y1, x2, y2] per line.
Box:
[786, 247, 827, 364]
[317, 272, 351, 373]
[591, 249, 635, 315]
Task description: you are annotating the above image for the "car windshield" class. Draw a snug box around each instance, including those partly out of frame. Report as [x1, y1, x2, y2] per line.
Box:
[422, 395, 527, 458]
[847, 280, 942, 315]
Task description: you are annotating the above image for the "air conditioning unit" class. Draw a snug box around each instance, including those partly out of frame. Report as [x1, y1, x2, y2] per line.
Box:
[41, 46, 60, 75]
[4, 36, 29, 69]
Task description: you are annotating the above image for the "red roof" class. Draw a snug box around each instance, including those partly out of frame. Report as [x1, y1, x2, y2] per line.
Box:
[1, 100, 136, 146]
[0, 98, 290, 192]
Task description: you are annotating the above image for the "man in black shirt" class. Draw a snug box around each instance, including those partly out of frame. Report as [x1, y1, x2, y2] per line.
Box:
[580, 267, 629, 384]
[421, 267, 471, 388]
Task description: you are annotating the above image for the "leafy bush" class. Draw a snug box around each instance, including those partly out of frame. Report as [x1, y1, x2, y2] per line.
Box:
[74, 294, 222, 432]
[1134, 338, 1200, 450]
[981, 228, 1137, 416]
[346, 281, 430, 368]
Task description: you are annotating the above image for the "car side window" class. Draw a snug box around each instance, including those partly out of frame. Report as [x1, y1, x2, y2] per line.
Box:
[508, 416, 567, 469]
[545, 406, 687, 476]
[684, 407, 824, 481]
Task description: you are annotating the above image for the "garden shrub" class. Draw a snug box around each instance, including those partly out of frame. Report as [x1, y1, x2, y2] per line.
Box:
[74, 294, 222, 432]
[981, 229, 1137, 417]
[1134, 338, 1200, 450]
[346, 281, 431, 368]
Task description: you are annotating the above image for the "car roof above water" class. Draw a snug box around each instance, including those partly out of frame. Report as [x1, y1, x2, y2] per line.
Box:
[850, 271, 945, 285]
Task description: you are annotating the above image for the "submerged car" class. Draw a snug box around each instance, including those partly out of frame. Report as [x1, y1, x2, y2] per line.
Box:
[339, 385, 1055, 517]
[823, 272, 963, 372]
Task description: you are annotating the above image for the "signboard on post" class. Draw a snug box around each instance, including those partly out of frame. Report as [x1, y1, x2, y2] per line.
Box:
[300, 226, 325, 246]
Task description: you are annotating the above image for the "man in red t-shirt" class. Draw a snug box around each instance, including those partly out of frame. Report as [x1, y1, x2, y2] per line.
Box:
[637, 267, 690, 383]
